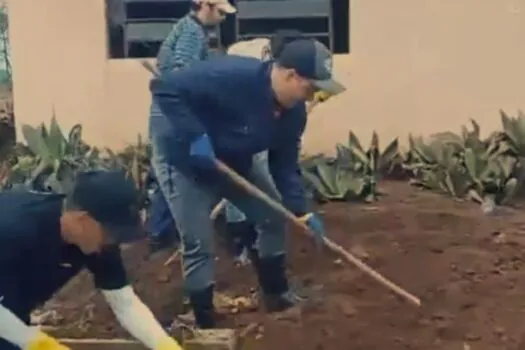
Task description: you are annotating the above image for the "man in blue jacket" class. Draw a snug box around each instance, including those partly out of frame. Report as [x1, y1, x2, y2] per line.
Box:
[149, 38, 345, 328]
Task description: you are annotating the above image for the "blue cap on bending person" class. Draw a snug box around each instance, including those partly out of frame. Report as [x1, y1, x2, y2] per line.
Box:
[67, 170, 145, 243]
[276, 38, 346, 96]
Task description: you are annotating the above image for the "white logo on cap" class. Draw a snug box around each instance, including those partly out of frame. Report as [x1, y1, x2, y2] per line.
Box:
[324, 57, 333, 72]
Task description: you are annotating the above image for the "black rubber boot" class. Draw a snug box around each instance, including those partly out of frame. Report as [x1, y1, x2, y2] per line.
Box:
[250, 253, 305, 312]
[188, 285, 216, 329]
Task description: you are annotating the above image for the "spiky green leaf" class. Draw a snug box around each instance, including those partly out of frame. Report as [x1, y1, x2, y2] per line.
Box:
[379, 138, 399, 171]
[47, 116, 66, 160]
[501, 178, 518, 204]
[21, 125, 52, 161]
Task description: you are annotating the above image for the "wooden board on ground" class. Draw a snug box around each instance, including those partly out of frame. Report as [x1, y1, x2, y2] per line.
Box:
[60, 339, 145, 350]
[183, 329, 238, 350]
[59, 329, 238, 350]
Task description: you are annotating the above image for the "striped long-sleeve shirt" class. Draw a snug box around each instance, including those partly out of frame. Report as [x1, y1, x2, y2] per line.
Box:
[155, 14, 209, 75]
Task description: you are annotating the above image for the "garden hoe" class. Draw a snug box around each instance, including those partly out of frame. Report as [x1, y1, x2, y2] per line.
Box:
[213, 159, 422, 308]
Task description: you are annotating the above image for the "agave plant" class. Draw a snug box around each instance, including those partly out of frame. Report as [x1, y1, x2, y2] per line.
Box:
[16, 117, 100, 192]
[405, 124, 520, 209]
[429, 119, 487, 153]
[301, 156, 368, 202]
[486, 110, 525, 195]
[463, 147, 518, 207]
[336, 131, 399, 202]
[404, 134, 471, 198]
[497, 110, 525, 156]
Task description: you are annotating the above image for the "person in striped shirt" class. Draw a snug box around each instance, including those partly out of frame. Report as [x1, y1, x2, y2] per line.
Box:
[146, 0, 236, 254]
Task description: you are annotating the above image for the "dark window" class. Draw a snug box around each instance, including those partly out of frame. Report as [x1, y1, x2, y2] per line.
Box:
[105, 0, 126, 58]
[234, 0, 350, 54]
[332, 0, 350, 54]
[105, 0, 349, 59]
[105, 0, 226, 59]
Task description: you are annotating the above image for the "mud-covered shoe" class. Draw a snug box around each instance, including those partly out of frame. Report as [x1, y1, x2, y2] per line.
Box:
[250, 253, 306, 312]
[263, 289, 306, 312]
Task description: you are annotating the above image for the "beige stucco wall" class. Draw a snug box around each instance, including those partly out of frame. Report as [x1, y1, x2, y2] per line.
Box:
[7, 0, 525, 154]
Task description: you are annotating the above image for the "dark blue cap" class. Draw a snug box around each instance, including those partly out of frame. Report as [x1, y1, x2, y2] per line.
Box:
[276, 38, 346, 95]
[68, 170, 144, 243]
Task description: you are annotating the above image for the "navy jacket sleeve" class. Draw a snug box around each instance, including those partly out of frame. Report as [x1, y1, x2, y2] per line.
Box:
[86, 245, 128, 290]
[268, 104, 308, 215]
[150, 66, 210, 142]
[0, 228, 29, 321]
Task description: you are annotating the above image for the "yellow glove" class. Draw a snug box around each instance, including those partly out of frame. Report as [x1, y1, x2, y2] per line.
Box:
[307, 90, 334, 114]
[313, 90, 333, 103]
[26, 332, 70, 350]
[156, 337, 184, 350]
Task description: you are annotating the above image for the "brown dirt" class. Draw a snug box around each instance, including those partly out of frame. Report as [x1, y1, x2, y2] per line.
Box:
[44, 181, 525, 350]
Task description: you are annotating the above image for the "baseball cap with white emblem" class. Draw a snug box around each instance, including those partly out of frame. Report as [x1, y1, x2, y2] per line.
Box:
[276, 38, 346, 95]
[192, 0, 236, 14]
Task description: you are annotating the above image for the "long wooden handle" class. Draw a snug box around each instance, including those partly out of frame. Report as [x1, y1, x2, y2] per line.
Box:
[141, 60, 159, 77]
[210, 198, 228, 220]
[214, 159, 421, 307]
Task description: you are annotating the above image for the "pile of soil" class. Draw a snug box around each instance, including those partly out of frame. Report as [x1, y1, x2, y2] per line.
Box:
[44, 181, 525, 349]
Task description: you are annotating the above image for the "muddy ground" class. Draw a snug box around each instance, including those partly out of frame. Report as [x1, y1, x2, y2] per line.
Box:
[42, 181, 525, 350]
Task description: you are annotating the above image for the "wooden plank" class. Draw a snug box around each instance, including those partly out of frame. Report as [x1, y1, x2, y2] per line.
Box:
[183, 329, 238, 350]
[59, 339, 146, 350]
[58, 329, 238, 350]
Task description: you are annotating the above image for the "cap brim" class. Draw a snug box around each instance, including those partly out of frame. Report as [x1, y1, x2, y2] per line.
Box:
[218, 2, 236, 13]
[312, 78, 346, 96]
[105, 222, 145, 244]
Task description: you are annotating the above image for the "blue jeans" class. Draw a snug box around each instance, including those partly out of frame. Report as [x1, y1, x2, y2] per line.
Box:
[146, 186, 179, 240]
[146, 102, 178, 241]
[224, 150, 275, 223]
[151, 143, 286, 292]
[148, 152, 273, 237]
[145, 165, 178, 240]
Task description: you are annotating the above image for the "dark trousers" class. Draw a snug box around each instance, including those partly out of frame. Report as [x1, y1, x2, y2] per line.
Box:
[146, 186, 179, 241]
[0, 339, 20, 350]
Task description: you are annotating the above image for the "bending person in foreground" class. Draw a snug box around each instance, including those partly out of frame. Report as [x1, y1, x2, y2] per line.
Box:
[0, 171, 183, 350]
